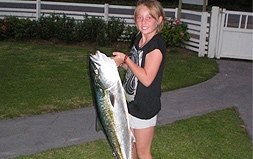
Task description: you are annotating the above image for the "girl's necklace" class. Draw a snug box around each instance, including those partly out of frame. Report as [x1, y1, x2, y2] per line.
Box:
[139, 37, 151, 48]
[139, 33, 157, 48]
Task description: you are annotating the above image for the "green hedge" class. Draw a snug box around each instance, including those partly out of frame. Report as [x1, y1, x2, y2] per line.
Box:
[0, 13, 189, 47]
[0, 14, 137, 46]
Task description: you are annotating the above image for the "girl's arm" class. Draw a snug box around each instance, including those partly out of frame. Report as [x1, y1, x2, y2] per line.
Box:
[112, 49, 162, 87]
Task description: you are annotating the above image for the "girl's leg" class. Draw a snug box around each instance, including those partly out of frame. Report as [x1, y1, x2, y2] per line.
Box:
[132, 126, 155, 159]
[131, 128, 138, 159]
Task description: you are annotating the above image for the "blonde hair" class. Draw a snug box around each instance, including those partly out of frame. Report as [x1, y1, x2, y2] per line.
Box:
[134, 0, 165, 33]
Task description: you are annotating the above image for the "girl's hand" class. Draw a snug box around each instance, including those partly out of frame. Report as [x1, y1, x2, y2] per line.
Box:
[112, 52, 125, 67]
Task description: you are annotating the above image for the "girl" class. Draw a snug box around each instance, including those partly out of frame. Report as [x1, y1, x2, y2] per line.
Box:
[112, 0, 166, 158]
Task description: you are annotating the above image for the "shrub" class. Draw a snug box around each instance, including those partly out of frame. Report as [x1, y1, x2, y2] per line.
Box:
[54, 14, 77, 43]
[37, 13, 77, 43]
[77, 16, 126, 46]
[0, 16, 37, 40]
[0, 13, 131, 46]
[118, 25, 138, 43]
[36, 14, 57, 40]
[0, 19, 7, 40]
[0, 14, 190, 47]
[106, 17, 125, 43]
[161, 17, 190, 47]
[0, 17, 16, 39]
[82, 16, 106, 42]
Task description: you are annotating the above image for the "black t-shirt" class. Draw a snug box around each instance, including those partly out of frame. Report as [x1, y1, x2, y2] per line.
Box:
[123, 33, 166, 119]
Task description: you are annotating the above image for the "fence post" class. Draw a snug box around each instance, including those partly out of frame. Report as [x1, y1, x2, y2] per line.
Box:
[177, 0, 182, 20]
[198, 12, 208, 57]
[216, 9, 226, 59]
[104, 3, 109, 22]
[36, 0, 41, 20]
[174, 8, 178, 19]
[208, 6, 220, 58]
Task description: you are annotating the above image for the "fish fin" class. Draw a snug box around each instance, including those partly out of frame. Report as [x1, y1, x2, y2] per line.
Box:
[124, 90, 129, 102]
[95, 116, 103, 132]
[131, 131, 136, 143]
[109, 91, 115, 107]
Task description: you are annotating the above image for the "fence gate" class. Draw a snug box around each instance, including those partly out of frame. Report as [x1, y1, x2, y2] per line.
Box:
[216, 9, 253, 60]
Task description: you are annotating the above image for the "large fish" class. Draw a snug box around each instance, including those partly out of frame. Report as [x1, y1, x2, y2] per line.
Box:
[89, 50, 134, 159]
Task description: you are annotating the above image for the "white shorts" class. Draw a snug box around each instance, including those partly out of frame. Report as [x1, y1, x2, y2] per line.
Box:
[128, 114, 157, 129]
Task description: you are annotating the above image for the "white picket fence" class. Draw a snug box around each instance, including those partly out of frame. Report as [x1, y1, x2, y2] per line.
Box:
[0, 0, 252, 60]
[0, 0, 207, 56]
[215, 9, 253, 60]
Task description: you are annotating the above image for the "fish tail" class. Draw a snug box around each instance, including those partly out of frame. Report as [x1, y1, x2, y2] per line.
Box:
[112, 152, 119, 159]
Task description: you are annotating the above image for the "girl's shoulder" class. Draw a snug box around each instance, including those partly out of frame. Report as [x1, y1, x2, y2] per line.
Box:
[149, 34, 166, 50]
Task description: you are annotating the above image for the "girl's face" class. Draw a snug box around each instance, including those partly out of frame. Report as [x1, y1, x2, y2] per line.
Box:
[136, 5, 159, 35]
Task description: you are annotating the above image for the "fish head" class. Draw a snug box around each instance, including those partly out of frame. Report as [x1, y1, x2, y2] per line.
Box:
[89, 50, 119, 89]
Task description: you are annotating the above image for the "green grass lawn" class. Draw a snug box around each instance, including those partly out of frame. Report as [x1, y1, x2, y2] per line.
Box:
[0, 41, 218, 119]
[1, 41, 251, 159]
[16, 107, 252, 159]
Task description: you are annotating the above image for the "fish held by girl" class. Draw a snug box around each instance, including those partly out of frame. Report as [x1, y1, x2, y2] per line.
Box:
[89, 50, 134, 159]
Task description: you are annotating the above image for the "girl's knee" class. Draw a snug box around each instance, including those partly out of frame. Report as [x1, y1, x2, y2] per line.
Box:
[136, 149, 153, 159]
[137, 153, 153, 159]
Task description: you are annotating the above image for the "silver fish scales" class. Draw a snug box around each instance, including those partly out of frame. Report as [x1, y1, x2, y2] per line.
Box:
[89, 50, 134, 159]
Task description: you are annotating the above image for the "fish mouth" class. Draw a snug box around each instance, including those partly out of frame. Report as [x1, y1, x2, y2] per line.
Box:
[90, 50, 99, 57]
[89, 52, 101, 89]
[89, 50, 118, 89]
[89, 51, 101, 71]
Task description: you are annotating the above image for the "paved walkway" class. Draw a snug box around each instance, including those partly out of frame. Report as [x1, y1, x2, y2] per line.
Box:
[0, 59, 252, 159]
